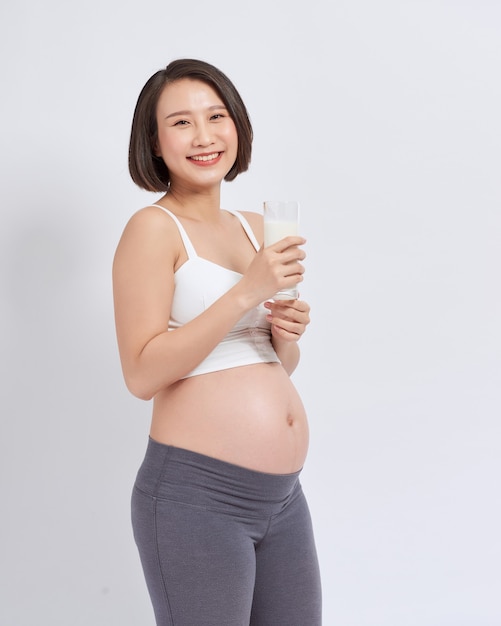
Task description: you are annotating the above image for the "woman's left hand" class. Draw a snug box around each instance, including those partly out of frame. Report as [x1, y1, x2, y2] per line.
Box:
[264, 298, 311, 343]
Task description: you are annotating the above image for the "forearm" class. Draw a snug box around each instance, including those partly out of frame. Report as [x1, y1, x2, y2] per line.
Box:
[272, 337, 301, 376]
[265, 298, 309, 376]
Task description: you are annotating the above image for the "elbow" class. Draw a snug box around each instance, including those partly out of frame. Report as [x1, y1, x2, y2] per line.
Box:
[131, 387, 155, 402]
[127, 382, 154, 402]
[121, 355, 181, 401]
[123, 372, 155, 401]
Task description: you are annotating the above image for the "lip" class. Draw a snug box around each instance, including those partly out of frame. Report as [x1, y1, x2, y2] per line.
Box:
[187, 152, 223, 166]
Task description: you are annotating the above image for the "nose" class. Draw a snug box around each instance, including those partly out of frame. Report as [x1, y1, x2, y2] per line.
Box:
[193, 121, 213, 147]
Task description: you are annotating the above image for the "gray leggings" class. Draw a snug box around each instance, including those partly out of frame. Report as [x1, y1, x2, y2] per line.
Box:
[131, 438, 322, 625]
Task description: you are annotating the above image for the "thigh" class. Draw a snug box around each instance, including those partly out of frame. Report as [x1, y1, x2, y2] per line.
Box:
[132, 486, 257, 626]
[250, 486, 322, 626]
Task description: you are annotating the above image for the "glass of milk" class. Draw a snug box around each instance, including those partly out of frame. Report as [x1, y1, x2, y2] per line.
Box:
[263, 200, 300, 300]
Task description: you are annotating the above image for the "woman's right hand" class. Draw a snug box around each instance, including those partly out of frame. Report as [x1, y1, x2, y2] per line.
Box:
[236, 236, 306, 306]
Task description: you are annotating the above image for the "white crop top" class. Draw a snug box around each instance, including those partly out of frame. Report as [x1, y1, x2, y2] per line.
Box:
[150, 205, 281, 378]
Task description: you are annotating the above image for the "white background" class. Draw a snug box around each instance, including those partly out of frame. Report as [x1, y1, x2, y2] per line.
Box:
[1, 1, 500, 624]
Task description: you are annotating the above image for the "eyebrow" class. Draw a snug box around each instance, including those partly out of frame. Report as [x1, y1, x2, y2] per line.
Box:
[164, 104, 227, 120]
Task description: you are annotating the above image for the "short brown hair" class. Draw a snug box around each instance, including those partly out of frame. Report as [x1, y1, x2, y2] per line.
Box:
[128, 59, 253, 192]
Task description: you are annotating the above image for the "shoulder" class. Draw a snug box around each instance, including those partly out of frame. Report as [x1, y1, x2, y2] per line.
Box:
[125, 204, 179, 233]
[119, 205, 182, 245]
[113, 205, 182, 269]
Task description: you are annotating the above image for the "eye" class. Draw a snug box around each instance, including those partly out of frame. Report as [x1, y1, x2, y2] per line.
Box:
[173, 119, 189, 126]
[210, 113, 224, 120]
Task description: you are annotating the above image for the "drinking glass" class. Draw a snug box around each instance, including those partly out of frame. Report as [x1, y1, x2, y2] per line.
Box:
[263, 200, 300, 300]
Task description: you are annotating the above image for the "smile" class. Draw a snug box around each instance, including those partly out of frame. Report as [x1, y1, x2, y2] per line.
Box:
[189, 152, 221, 162]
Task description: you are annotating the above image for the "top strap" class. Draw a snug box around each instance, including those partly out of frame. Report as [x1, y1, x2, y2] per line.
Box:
[225, 209, 260, 252]
[148, 204, 197, 259]
[148, 205, 260, 256]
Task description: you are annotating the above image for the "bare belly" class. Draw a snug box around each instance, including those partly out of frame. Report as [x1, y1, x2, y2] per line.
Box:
[149, 362, 309, 474]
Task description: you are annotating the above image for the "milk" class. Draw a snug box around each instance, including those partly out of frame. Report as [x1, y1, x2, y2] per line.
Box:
[263, 220, 299, 246]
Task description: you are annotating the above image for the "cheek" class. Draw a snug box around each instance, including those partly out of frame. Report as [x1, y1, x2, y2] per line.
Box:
[225, 126, 239, 157]
[157, 131, 183, 163]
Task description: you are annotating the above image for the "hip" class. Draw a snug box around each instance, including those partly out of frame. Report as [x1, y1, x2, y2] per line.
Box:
[134, 437, 303, 516]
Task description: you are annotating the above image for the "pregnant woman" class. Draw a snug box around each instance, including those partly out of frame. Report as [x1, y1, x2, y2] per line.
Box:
[112, 58, 322, 625]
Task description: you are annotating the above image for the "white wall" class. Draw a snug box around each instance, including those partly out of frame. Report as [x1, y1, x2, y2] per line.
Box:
[1, 1, 500, 624]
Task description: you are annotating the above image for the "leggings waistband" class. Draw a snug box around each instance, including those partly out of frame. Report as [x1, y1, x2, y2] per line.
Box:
[134, 438, 302, 517]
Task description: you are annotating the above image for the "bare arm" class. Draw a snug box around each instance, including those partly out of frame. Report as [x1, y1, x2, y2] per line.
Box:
[112, 207, 306, 400]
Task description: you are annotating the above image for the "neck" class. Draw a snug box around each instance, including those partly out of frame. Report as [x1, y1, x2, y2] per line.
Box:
[161, 185, 222, 221]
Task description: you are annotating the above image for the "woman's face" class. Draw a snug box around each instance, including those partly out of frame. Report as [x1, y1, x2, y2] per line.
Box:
[155, 78, 238, 190]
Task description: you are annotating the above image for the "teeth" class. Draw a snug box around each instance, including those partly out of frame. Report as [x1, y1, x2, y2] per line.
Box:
[191, 153, 219, 162]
